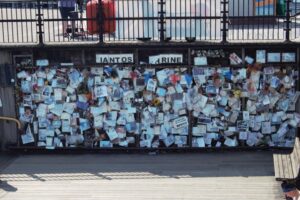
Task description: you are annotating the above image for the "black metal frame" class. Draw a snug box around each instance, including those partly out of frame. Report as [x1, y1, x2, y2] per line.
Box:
[1, 0, 300, 45]
[8, 44, 300, 153]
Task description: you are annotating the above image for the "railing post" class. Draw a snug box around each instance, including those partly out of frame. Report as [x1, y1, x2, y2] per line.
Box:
[98, 0, 104, 44]
[285, 0, 291, 42]
[221, 0, 228, 43]
[158, 0, 166, 42]
[36, 0, 44, 45]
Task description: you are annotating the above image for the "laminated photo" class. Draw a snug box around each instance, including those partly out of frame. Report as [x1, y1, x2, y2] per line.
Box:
[38, 117, 49, 128]
[192, 137, 205, 148]
[91, 67, 103, 75]
[245, 56, 254, 64]
[37, 78, 45, 87]
[61, 120, 71, 132]
[42, 86, 52, 98]
[109, 101, 121, 111]
[194, 56, 208, 66]
[239, 131, 248, 140]
[52, 120, 62, 129]
[21, 126, 35, 144]
[156, 87, 167, 97]
[50, 104, 63, 116]
[237, 121, 249, 132]
[21, 80, 32, 93]
[263, 67, 274, 75]
[146, 78, 157, 92]
[94, 86, 108, 98]
[282, 52, 296, 63]
[229, 53, 242, 65]
[94, 115, 103, 128]
[100, 141, 113, 148]
[156, 69, 170, 86]
[63, 103, 76, 114]
[267, 53, 281, 63]
[54, 88, 63, 101]
[224, 137, 237, 147]
[38, 129, 48, 141]
[79, 118, 91, 132]
[107, 128, 119, 141]
[256, 50, 266, 63]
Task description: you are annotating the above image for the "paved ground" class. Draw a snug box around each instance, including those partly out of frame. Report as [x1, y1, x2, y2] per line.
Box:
[0, 152, 285, 200]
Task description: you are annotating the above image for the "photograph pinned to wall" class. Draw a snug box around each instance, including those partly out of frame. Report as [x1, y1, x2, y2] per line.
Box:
[256, 50, 266, 63]
[194, 57, 208, 66]
[282, 52, 296, 63]
[267, 53, 281, 63]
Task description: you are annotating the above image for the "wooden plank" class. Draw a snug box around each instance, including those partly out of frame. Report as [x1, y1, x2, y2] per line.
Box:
[273, 154, 281, 179]
[282, 154, 294, 179]
[290, 151, 299, 179]
[294, 139, 300, 164]
[286, 154, 296, 179]
[0, 153, 283, 200]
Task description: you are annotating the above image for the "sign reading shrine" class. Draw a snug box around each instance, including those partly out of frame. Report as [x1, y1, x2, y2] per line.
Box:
[96, 54, 134, 64]
[149, 54, 183, 64]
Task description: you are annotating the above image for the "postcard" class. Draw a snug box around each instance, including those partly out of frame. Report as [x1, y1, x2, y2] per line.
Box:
[21, 126, 35, 144]
[256, 50, 266, 63]
[192, 137, 205, 148]
[282, 52, 296, 62]
[245, 56, 254, 64]
[100, 141, 113, 148]
[94, 86, 108, 98]
[194, 57, 208, 66]
[38, 129, 48, 141]
[107, 128, 119, 141]
[268, 53, 281, 63]
[146, 79, 157, 92]
[224, 137, 237, 147]
[91, 67, 103, 75]
[163, 135, 175, 147]
[79, 118, 90, 132]
[239, 131, 248, 140]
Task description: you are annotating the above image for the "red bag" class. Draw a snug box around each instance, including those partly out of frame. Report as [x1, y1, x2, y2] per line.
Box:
[86, 0, 116, 34]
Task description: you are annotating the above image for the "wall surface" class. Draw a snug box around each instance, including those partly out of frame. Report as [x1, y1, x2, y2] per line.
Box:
[0, 51, 17, 150]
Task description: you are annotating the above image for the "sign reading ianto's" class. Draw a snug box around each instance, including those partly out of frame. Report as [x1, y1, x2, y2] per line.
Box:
[96, 54, 134, 64]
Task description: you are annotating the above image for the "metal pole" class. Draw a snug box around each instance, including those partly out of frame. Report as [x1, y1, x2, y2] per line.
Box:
[158, 0, 165, 42]
[36, 0, 44, 45]
[285, 0, 291, 42]
[221, 0, 228, 43]
[98, 0, 104, 44]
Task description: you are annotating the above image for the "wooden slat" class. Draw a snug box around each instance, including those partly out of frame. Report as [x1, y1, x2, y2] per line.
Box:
[290, 152, 299, 179]
[286, 154, 295, 179]
[274, 154, 285, 180]
[294, 139, 300, 164]
[281, 155, 290, 179]
[273, 154, 281, 180]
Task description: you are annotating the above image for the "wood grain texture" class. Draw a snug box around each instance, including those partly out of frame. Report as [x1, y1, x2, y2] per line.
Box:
[0, 152, 284, 200]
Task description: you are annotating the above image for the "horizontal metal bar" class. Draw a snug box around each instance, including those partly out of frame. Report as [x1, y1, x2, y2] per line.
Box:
[7, 145, 294, 154]
[0, 19, 37, 23]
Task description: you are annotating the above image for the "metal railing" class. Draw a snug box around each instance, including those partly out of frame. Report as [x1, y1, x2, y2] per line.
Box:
[0, 0, 300, 45]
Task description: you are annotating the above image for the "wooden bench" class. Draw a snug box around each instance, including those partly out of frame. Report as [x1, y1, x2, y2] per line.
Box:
[273, 138, 300, 181]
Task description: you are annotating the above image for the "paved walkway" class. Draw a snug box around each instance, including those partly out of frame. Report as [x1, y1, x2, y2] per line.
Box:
[0, 152, 284, 200]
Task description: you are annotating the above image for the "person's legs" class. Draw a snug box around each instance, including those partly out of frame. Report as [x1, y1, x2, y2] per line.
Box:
[59, 7, 69, 35]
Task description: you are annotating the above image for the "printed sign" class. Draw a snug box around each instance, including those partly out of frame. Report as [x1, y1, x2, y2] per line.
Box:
[96, 54, 134, 64]
[149, 54, 183, 64]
